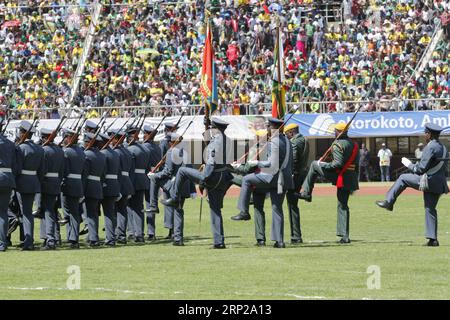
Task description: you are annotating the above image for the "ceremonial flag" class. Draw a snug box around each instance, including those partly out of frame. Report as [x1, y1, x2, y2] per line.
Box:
[271, 23, 286, 119]
[200, 21, 218, 114]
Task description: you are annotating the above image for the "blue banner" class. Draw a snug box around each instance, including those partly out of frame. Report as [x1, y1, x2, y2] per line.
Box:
[286, 111, 450, 137]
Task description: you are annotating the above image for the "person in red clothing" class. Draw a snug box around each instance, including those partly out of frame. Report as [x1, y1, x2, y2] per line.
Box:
[226, 41, 240, 68]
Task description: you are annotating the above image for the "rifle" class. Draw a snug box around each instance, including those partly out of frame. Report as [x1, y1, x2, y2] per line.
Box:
[103, 117, 118, 133]
[150, 119, 194, 173]
[112, 112, 142, 149]
[66, 117, 87, 147]
[84, 113, 108, 151]
[101, 117, 131, 150]
[16, 117, 39, 145]
[1, 117, 11, 135]
[127, 112, 146, 146]
[43, 116, 67, 146]
[143, 114, 168, 144]
[70, 111, 85, 130]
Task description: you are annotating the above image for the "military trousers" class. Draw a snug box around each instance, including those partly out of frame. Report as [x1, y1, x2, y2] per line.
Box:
[63, 195, 81, 243]
[128, 190, 145, 239]
[0, 188, 12, 251]
[16, 192, 36, 249]
[386, 173, 441, 240]
[42, 193, 58, 246]
[173, 198, 185, 242]
[102, 196, 117, 245]
[253, 191, 267, 242]
[286, 173, 305, 241]
[116, 195, 129, 242]
[145, 184, 156, 236]
[237, 173, 286, 243]
[85, 198, 100, 243]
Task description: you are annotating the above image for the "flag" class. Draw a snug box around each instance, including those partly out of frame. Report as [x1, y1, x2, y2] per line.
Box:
[271, 24, 286, 119]
[200, 21, 218, 114]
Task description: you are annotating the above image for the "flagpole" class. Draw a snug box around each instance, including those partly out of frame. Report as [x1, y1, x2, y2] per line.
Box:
[276, 16, 282, 119]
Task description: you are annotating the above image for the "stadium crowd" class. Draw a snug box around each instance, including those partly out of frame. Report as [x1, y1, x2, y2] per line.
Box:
[1, 0, 450, 119]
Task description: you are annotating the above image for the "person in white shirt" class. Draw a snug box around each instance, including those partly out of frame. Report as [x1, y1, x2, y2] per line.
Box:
[377, 143, 393, 182]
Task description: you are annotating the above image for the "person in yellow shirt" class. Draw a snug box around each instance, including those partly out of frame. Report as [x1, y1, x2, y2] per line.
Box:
[419, 34, 431, 46]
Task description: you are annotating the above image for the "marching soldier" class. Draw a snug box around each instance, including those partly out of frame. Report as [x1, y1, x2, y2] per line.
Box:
[111, 129, 135, 244]
[82, 132, 106, 247]
[0, 119, 17, 252]
[127, 126, 150, 243]
[296, 122, 359, 244]
[376, 123, 448, 246]
[142, 125, 162, 240]
[99, 133, 121, 246]
[61, 128, 86, 249]
[162, 117, 233, 249]
[15, 120, 45, 251]
[284, 123, 309, 244]
[84, 120, 99, 134]
[40, 128, 65, 250]
[148, 133, 190, 246]
[160, 122, 178, 156]
[233, 118, 293, 248]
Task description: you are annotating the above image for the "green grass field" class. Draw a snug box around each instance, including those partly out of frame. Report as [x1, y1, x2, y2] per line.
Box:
[1, 192, 450, 300]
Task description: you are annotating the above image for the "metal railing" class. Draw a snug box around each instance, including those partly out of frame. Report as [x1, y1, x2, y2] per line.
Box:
[5, 98, 450, 119]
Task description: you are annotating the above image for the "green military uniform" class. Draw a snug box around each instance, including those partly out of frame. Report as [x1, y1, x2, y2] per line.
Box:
[299, 133, 359, 242]
[286, 133, 309, 242]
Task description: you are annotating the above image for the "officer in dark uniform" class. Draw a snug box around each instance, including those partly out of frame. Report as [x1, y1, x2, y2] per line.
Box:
[376, 123, 448, 246]
[127, 126, 150, 243]
[284, 123, 309, 244]
[0, 119, 17, 252]
[82, 132, 106, 247]
[111, 129, 135, 244]
[297, 122, 359, 244]
[162, 117, 233, 249]
[15, 120, 45, 250]
[148, 132, 190, 246]
[40, 128, 65, 250]
[99, 132, 121, 246]
[234, 118, 293, 248]
[142, 124, 162, 240]
[61, 129, 86, 248]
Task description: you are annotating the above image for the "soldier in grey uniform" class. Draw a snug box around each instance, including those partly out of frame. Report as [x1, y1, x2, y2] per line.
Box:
[82, 132, 106, 247]
[99, 133, 121, 246]
[142, 125, 162, 240]
[40, 128, 65, 250]
[127, 126, 150, 243]
[160, 122, 177, 156]
[162, 117, 233, 249]
[233, 118, 293, 248]
[148, 132, 190, 246]
[0, 119, 17, 252]
[284, 123, 309, 244]
[61, 128, 86, 249]
[84, 120, 99, 134]
[15, 120, 45, 250]
[376, 123, 449, 246]
[111, 129, 135, 244]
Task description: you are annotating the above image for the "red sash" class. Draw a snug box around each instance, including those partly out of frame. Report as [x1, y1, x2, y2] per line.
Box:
[336, 142, 358, 189]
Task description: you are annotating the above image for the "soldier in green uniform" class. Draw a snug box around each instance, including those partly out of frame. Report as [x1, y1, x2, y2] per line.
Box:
[284, 123, 309, 244]
[296, 122, 359, 244]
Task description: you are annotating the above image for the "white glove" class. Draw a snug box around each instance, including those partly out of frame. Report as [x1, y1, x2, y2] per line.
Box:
[248, 160, 258, 166]
[190, 192, 197, 199]
[401, 157, 412, 168]
[115, 194, 122, 202]
[147, 172, 156, 180]
[317, 160, 325, 167]
[231, 161, 240, 169]
[78, 197, 85, 204]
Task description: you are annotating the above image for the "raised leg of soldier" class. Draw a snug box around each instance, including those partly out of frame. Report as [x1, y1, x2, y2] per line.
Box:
[376, 173, 420, 211]
[270, 190, 286, 248]
[162, 167, 203, 208]
[336, 188, 351, 243]
[253, 191, 267, 245]
[116, 196, 128, 243]
[42, 194, 57, 248]
[0, 189, 11, 251]
[237, 173, 272, 215]
[424, 192, 440, 241]
[85, 198, 100, 244]
[297, 161, 327, 201]
[16, 192, 35, 250]
[102, 197, 117, 245]
[208, 189, 225, 248]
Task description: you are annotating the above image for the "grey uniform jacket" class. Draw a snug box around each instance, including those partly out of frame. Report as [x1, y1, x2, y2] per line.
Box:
[128, 143, 150, 191]
[257, 134, 294, 191]
[159, 135, 170, 156]
[0, 134, 17, 189]
[83, 148, 106, 200]
[42, 143, 65, 195]
[16, 140, 45, 194]
[114, 146, 134, 196]
[408, 139, 449, 195]
[62, 145, 86, 197]
[143, 141, 162, 188]
[101, 147, 121, 197]
[155, 147, 190, 198]
[203, 133, 233, 191]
